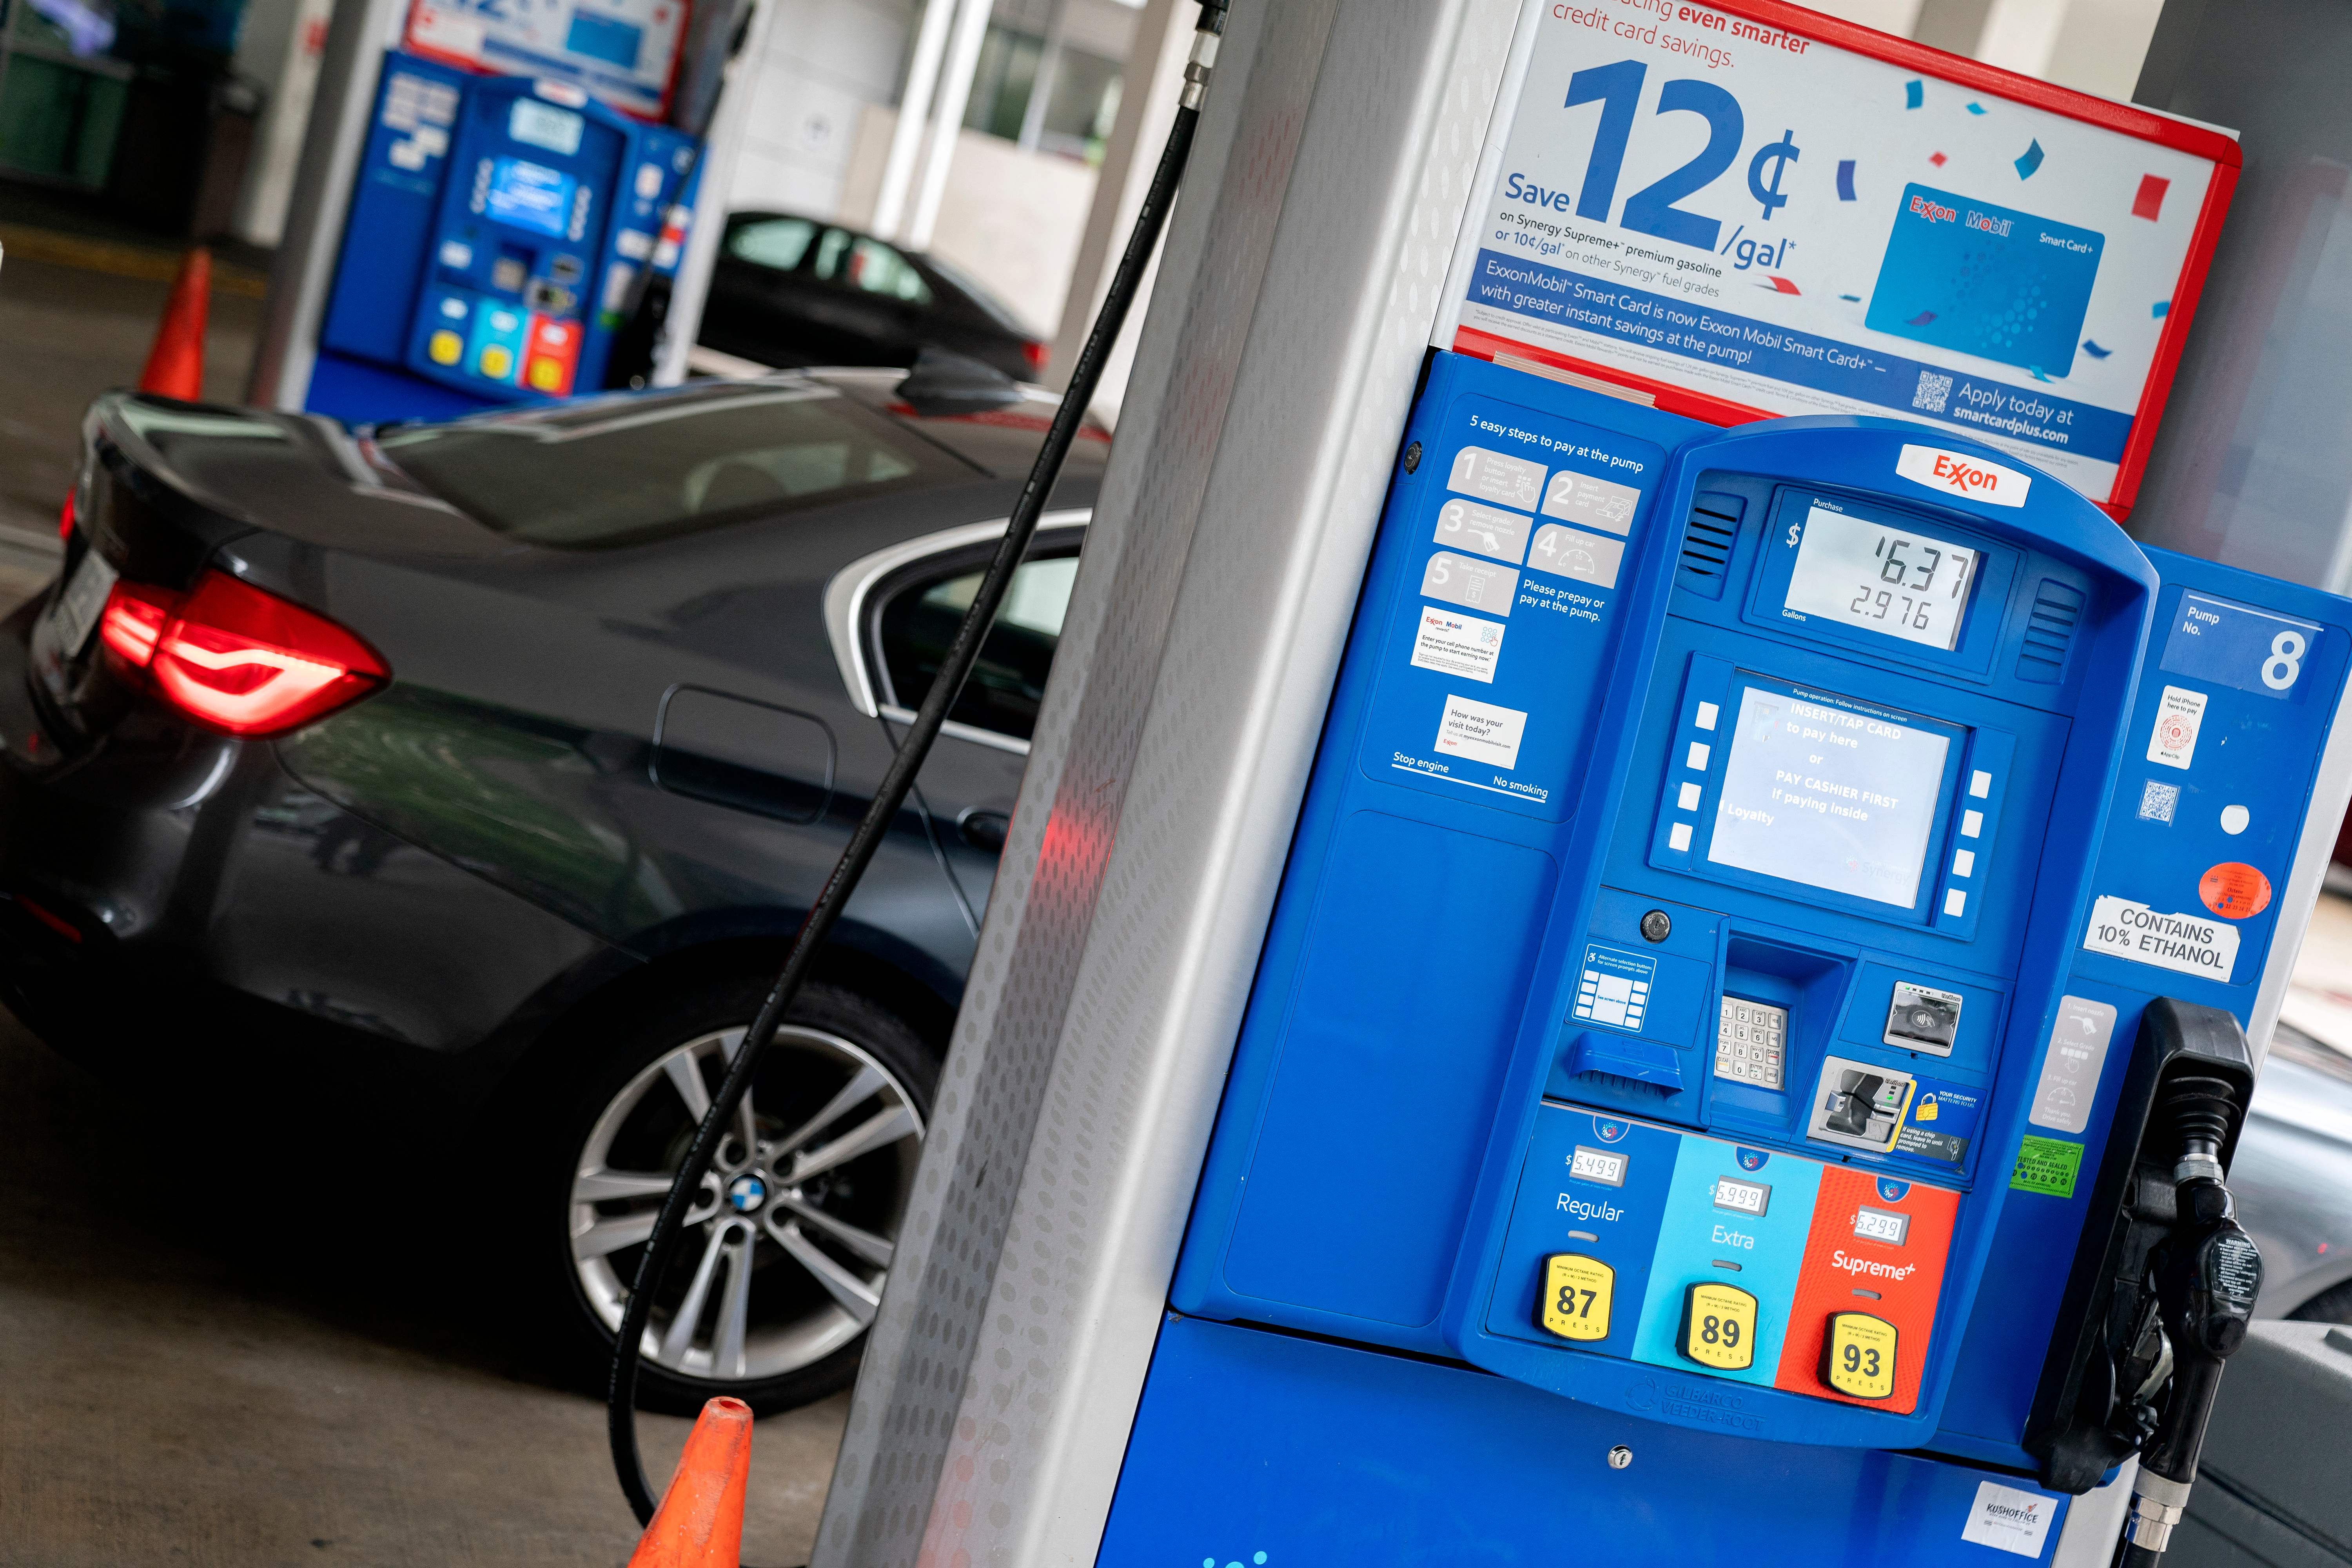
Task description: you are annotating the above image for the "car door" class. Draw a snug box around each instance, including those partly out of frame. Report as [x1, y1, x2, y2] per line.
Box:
[701, 214, 822, 368]
[847, 521, 1087, 920]
[799, 229, 938, 370]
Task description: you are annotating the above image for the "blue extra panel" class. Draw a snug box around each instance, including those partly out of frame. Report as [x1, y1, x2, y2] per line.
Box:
[1100, 1316, 2074, 1568]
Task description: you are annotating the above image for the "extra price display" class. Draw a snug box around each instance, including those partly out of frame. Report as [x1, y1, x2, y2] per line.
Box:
[1441, 0, 2237, 511]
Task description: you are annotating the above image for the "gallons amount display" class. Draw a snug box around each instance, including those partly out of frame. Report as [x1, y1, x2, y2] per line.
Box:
[1784, 505, 1978, 651]
[1709, 687, 1952, 909]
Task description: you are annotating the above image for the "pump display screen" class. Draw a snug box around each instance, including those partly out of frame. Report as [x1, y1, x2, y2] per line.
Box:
[1570, 1146, 1628, 1187]
[1784, 505, 1979, 651]
[1854, 1207, 1911, 1246]
[1713, 1176, 1770, 1217]
[1708, 687, 1952, 909]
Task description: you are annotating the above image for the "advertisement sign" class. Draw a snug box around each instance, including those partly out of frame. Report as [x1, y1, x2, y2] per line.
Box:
[1437, 0, 2239, 514]
[406, 0, 685, 120]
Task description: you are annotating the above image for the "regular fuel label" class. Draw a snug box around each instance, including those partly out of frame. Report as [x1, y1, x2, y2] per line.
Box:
[2082, 894, 2239, 981]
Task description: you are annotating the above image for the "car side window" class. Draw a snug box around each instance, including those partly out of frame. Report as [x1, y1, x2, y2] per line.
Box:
[811, 227, 934, 306]
[726, 217, 817, 272]
[877, 554, 1077, 743]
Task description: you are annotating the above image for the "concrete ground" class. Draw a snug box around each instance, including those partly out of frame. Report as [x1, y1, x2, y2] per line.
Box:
[0, 244, 849, 1567]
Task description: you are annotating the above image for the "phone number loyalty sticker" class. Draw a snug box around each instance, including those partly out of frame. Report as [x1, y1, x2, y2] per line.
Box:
[2082, 894, 2238, 981]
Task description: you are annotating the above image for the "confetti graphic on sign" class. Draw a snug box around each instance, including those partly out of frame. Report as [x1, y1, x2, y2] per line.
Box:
[2082, 340, 2112, 359]
[2153, 300, 2171, 318]
[1905, 79, 1924, 109]
[1966, 102, 1987, 115]
[2016, 138, 2046, 179]
[1837, 160, 1857, 200]
[1929, 151, 1947, 167]
[1763, 276, 1801, 295]
[2133, 173, 2171, 220]
[1907, 310, 1937, 326]
[1840, 293, 1862, 302]
[2029, 366, 2051, 382]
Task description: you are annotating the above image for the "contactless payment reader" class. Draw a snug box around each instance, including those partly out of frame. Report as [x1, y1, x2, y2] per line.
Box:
[1084, 4, 2352, 1566]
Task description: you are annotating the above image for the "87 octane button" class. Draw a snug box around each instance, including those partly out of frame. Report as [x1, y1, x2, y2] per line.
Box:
[1822, 1312, 1898, 1399]
[1539, 1254, 1615, 1341]
[1679, 1282, 1757, 1370]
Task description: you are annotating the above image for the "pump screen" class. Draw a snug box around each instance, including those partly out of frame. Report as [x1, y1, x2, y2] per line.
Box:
[1570, 1146, 1628, 1187]
[485, 157, 578, 238]
[508, 100, 585, 156]
[1708, 687, 1951, 909]
[1784, 505, 1978, 650]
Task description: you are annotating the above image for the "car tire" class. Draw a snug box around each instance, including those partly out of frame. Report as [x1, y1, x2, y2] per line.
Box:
[531, 975, 937, 1417]
[2287, 1279, 2352, 1325]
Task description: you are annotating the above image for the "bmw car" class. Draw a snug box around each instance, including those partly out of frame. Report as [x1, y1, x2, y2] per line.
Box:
[0, 367, 1102, 1415]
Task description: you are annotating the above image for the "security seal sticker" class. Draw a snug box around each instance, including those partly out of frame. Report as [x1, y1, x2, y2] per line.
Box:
[2083, 895, 2238, 982]
[2146, 685, 2208, 770]
[1893, 1080, 1980, 1164]
[1410, 607, 1506, 684]
[1960, 1480, 2059, 1558]
[2010, 1134, 2083, 1199]
[1435, 693, 1526, 771]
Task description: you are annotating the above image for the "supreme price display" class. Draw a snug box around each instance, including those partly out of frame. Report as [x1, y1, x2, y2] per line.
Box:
[1439, 0, 2239, 513]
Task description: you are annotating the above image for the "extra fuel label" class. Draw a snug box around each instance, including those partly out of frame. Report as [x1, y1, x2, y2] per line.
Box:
[2082, 894, 2238, 981]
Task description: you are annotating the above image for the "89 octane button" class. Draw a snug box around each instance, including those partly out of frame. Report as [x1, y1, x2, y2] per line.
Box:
[1822, 1312, 1898, 1399]
[1679, 1282, 1757, 1370]
[1539, 1254, 1615, 1342]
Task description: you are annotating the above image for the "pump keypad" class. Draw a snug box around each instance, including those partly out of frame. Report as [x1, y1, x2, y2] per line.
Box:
[1679, 1282, 1759, 1370]
[1822, 1312, 1898, 1399]
[1537, 1254, 1615, 1342]
[1714, 998, 1786, 1089]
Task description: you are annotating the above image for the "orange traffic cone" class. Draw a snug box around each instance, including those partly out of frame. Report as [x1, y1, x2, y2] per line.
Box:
[137, 247, 211, 401]
[627, 1396, 753, 1568]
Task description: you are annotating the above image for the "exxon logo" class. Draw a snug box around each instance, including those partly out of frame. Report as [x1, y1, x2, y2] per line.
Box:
[1896, 444, 2030, 508]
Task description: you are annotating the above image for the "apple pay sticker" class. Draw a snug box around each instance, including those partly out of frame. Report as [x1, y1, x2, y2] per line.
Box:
[1540, 470, 1641, 536]
[1410, 608, 1504, 684]
[1435, 693, 1526, 770]
[1421, 552, 1518, 617]
[2147, 685, 2207, 770]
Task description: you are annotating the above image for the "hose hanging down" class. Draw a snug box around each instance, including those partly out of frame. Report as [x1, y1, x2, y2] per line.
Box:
[608, 0, 1229, 1531]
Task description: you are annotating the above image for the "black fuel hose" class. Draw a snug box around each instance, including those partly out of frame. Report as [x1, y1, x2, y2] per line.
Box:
[609, 0, 1228, 1533]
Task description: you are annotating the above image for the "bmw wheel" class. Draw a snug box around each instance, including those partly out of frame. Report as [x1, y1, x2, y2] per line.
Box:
[545, 978, 934, 1416]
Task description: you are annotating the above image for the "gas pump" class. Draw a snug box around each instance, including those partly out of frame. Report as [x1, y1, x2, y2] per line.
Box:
[278, 0, 719, 423]
[789, 4, 2352, 1567]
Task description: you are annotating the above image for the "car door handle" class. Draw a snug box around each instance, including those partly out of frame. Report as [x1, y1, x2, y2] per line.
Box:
[958, 809, 1009, 853]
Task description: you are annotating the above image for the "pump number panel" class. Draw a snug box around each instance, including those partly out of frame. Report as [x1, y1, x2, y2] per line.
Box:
[1497, 1105, 1958, 1413]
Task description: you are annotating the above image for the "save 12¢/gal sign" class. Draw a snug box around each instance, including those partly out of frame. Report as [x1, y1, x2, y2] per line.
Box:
[1434, 0, 2239, 516]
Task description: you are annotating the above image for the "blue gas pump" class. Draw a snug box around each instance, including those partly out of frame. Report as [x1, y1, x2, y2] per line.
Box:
[301, 9, 708, 424]
[1093, 342, 2345, 1566]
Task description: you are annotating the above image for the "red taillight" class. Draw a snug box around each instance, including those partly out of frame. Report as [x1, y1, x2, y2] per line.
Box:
[98, 581, 177, 667]
[101, 570, 387, 736]
[1023, 339, 1049, 374]
[58, 490, 74, 541]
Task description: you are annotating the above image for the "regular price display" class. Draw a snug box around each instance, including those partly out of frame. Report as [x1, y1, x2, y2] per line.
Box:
[1571, 1145, 1629, 1186]
[1552, 60, 1802, 255]
[1784, 505, 1978, 651]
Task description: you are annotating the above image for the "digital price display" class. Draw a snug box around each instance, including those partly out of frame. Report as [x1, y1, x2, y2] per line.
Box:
[1712, 1176, 1771, 1217]
[1853, 1206, 1911, 1246]
[1570, 1145, 1628, 1187]
[1784, 506, 1978, 651]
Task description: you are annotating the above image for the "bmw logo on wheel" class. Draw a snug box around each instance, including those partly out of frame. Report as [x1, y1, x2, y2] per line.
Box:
[726, 1174, 769, 1214]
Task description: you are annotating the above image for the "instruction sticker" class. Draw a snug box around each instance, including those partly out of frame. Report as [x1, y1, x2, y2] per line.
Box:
[2010, 1135, 2084, 1198]
[1434, 498, 1533, 564]
[1526, 525, 1625, 589]
[2029, 996, 2116, 1134]
[1410, 608, 1505, 684]
[1435, 694, 1526, 770]
[1447, 446, 1544, 512]
[1960, 1480, 2059, 1557]
[1421, 552, 1519, 617]
[1893, 1081, 1980, 1165]
[2083, 895, 2239, 982]
[2146, 686, 2208, 769]
[1539, 470, 1641, 536]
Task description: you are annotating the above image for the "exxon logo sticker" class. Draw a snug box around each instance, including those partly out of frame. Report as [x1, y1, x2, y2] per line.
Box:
[1737, 1148, 1769, 1172]
[1595, 1118, 1629, 1143]
[1877, 1178, 1911, 1203]
[1896, 444, 2030, 508]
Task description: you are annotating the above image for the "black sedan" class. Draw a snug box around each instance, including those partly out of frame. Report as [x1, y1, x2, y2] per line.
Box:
[0, 368, 1103, 1415]
[697, 210, 1049, 382]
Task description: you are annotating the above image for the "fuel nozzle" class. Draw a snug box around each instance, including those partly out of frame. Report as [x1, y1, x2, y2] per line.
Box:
[2115, 1075, 2264, 1568]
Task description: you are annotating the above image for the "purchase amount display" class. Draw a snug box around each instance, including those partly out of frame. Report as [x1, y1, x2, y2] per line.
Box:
[1708, 687, 1951, 909]
[1784, 505, 1978, 650]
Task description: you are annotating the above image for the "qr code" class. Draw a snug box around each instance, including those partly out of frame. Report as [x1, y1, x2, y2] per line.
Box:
[2138, 780, 2180, 823]
[1913, 370, 1954, 414]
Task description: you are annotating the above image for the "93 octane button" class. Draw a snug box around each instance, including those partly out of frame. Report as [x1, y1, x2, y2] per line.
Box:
[1538, 1254, 1614, 1342]
[1822, 1312, 1898, 1399]
[1678, 1281, 1757, 1370]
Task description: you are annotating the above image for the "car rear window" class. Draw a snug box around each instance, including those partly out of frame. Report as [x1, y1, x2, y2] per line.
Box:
[376, 384, 957, 549]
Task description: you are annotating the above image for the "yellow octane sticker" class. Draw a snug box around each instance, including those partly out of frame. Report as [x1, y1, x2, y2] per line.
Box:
[1680, 1281, 1758, 1370]
[1823, 1312, 1898, 1399]
[1538, 1254, 1614, 1341]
